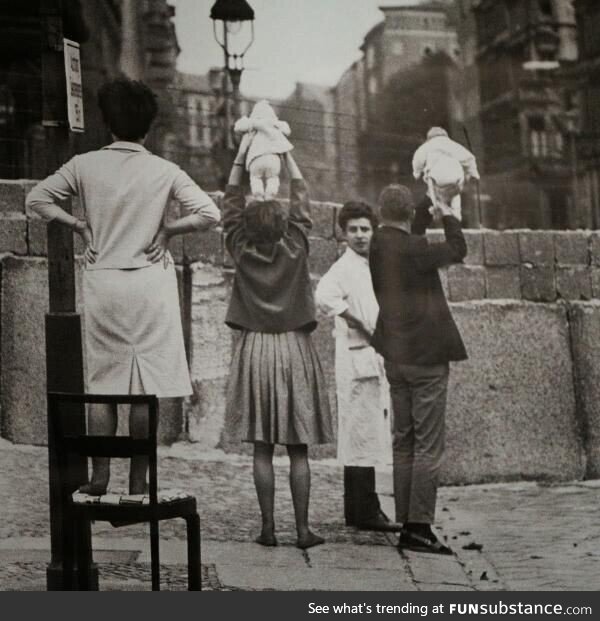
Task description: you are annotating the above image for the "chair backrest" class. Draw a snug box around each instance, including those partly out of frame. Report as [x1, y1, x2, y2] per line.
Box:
[47, 392, 159, 505]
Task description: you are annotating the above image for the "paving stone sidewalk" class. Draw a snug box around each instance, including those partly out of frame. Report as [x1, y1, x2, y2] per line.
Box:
[0, 439, 598, 591]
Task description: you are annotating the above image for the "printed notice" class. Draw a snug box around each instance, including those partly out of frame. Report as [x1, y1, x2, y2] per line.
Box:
[63, 38, 85, 132]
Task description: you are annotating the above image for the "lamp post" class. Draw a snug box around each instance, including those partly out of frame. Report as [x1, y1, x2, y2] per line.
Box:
[210, 0, 255, 154]
[40, 0, 97, 590]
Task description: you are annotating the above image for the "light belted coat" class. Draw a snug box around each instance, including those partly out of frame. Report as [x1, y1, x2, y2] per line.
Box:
[316, 247, 392, 467]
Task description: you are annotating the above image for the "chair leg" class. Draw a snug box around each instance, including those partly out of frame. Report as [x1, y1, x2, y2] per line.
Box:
[185, 513, 202, 591]
[62, 508, 75, 591]
[150, 519, 160, 591]
[76, 518, 92, 591]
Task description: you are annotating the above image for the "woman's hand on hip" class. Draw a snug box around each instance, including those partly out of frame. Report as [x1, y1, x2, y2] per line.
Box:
[73, 219, 97, 265]
[146, 227, 170, 263]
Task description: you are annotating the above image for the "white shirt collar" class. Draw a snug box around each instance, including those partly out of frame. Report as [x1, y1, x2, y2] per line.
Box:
[102, 141, 148, 153]
[344, 246, 369, 264]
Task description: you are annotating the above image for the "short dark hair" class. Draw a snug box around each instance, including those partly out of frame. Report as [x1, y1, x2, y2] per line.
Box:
[378, 184, 415, 222]
[97, 79, 158, 141]
[338, 201, 378, 231]
[244, 200, 287, 244]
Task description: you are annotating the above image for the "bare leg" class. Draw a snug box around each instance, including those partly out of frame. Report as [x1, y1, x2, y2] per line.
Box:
[264, 175, 280, 200]
[450, 192, 462, 221]
[249, 175, 266, 201]
[79, 403, 116, 495]
[253, 442, 277, 546]
[288, 444, 324, 549]
[129, 403, 149, 495]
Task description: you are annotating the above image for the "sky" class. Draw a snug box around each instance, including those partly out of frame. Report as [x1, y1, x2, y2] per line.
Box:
[172, 0, 422, 100]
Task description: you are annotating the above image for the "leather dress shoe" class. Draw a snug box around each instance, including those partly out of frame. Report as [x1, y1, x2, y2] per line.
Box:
[398, 529, 453, 555]
[357, 510, 403, 532]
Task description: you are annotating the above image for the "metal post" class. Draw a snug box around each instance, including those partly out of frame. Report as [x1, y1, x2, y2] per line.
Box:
[222, 22, 231, 152]
[229, 68, 242, 124]
[40, 0, 97, 590]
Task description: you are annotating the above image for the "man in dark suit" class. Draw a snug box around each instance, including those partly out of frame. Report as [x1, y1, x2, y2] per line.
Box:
[369, 184, 467, 555]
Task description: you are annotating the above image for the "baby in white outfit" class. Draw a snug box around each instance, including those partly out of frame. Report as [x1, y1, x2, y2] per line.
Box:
[412, 127, 479, 221]
[234, 100, 294, 200]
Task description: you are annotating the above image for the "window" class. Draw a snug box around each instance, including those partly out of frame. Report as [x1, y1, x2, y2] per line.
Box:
[392, 39, 405, 55]
[368, 75, 378, 94]
[582, 10, 600, 57]
[508, 0, 528, 31]
[564, 90, 578, 112]
[187, 96, 197, 115]
[538, 0, 553, 17]
[554, 132, 564, 156]
[189, 124, 198, 146]
[366, 46, 375, 69]
[529, 117, 547, 157]
[201, 98, 211, 146]
[585, 84, 600, 134]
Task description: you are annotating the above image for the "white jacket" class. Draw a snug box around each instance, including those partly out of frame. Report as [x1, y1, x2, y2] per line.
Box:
[234, 100, 293, 168]
[413, 135, 480, 182]
[315, 247, 391, 467]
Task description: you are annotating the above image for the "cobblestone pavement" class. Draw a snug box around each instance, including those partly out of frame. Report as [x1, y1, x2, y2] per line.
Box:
[1, 562, 226, 591]
[0, 440, 386, 546]
[433, 481, 600, 591]
[1, 438, 599, 591]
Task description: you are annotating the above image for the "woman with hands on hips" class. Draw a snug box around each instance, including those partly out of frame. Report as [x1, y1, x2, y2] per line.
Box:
[26, 78, 220, 496]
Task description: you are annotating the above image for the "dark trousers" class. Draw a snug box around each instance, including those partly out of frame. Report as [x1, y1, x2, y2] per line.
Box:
[343, 466, 381, 526]
[385, 361, 449, 525]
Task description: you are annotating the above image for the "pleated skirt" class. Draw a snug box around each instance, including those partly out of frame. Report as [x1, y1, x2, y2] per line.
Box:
[226, 330, 334, 445]
[82, 262, 192, 398]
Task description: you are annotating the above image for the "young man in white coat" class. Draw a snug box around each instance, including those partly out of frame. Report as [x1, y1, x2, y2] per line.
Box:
[316, 202, 401, 532]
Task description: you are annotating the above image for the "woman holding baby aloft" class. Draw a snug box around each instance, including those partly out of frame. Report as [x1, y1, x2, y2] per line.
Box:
[223, 130, 333, 550]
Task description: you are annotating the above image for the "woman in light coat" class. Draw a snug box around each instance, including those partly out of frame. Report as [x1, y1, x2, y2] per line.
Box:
[26, 79, 220, 495]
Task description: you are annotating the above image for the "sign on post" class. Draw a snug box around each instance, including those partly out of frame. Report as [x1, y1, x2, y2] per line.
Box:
[63, 38, 84, 132]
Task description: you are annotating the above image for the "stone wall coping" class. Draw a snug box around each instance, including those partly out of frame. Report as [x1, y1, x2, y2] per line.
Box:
[5, 178, 600, 302]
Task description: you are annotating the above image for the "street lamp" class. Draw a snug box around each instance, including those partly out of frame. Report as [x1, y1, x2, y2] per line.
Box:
[210, 0, 255, 149]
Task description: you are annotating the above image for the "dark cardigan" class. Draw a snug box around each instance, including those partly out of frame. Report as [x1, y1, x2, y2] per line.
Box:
[223, 179, 317, 333]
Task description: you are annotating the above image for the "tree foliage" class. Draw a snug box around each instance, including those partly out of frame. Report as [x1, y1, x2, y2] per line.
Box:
[361, 51, 455, 188]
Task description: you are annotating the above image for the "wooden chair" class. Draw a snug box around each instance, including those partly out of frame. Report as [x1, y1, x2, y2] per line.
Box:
[48, 392, 201, 591]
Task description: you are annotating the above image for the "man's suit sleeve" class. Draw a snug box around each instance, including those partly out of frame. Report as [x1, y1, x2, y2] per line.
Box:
[411, 196, 433, 236]
[413, 215, 467, 273]
[369, 237, 383, 300]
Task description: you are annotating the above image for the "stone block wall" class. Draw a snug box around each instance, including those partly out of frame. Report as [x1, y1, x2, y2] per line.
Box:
[2, 179, 600, 483]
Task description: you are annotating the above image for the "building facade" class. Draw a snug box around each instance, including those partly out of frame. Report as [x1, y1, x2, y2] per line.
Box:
[571, 0, 600, 227]
[329, 3, 461, 204]
[0, 0, 180, 179]
[331, 59, 367, 202]
[171, 71, 233, 192]
[279, 82, 338, 202]
[360, 4, 458, 125]
[473, 0, 579, 229]
[361, 3, 459, 95]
